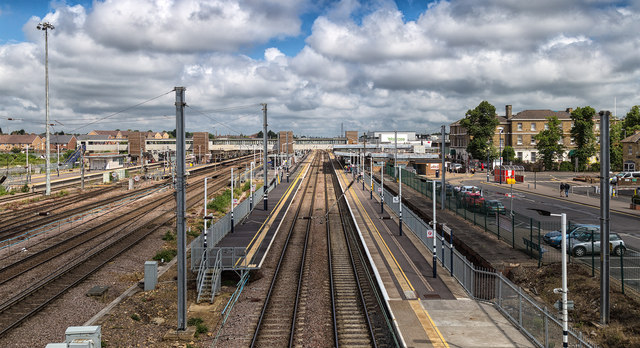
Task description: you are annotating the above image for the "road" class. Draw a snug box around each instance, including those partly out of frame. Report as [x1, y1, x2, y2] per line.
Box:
[455, 172, 640, 252]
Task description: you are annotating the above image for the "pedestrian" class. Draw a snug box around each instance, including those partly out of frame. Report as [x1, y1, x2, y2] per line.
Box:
[565, 183, 570, 197]
[560, 183, 565, 197]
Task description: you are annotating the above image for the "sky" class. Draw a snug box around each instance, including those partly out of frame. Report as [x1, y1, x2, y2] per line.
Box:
[1, 0, 640, 137]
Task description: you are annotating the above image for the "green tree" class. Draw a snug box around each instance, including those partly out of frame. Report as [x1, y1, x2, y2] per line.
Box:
[10, 129, 25, 135]
[268, 130, 277, 139]
[570, 106, 597, 171]
[610, 119, 624, 171]
[460, 101, 499, 160]
[623, 105, 640, 135]
[535, 116, 565, 170]
[501, 146, 515, 163]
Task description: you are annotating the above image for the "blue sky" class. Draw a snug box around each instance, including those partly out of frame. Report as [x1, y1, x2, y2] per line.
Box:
[1, 0, 639, 136]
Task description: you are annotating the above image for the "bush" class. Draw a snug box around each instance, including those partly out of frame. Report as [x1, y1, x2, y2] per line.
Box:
[153, 248, 177, 262]
[130, 313, 140, 321]
[632, 195, 640, 205]
[21, 184, 29, 193]
[187, 317, 203, 326]
[207, 189, 231, 213]
[590, 162, 600, 172]
[558, 161, 574, 172]
[162, 230, 175, 241]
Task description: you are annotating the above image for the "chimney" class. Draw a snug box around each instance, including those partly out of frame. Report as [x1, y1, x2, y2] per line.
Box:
[566, 107, 573, 114]
[506, 105, 512, 119]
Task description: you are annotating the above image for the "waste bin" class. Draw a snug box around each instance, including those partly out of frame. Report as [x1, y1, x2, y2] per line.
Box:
[435, 170, 440, 178]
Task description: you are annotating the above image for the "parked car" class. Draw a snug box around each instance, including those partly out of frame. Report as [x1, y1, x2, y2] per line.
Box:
[452, 163, 463, 173]
[482, 200, 506, 216]
[569, 231, 626, 257]
[463, 192, 485, 210]
[542, 224, 599, 248]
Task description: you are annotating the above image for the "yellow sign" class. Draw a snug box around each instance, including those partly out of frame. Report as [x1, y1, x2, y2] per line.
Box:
[507, 178, 516, 185]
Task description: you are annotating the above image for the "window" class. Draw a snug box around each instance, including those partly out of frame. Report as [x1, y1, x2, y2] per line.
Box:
[544, 123, 549, 130]
[531, 152, 537, 162]
[530, 137, 536, 145]
[517, 135, 523, 145]
[517, 152, 523, 160]
[517, 123, 523, 131]
[499, 138, 504, 147]
[629, 145, 633, 155]
[531, 123, 536, 131]
[570, 137, 575, 145]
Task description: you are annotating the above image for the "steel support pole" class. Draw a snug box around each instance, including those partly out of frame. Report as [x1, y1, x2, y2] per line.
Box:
[433, 180, 437, 278]
[250, 161, 254, 211]
[231, 167, 235, 233]
[80, 145, 85, 190]
[441, 125, 446, 209]
[381, 161, 385, 213]
[370, 157, 373, 199]
[399, 166, 403, 236]
[174, 87, 187, 331]
[43, 25, 52, 196]
[561, 213, 569, 348]
[599, 110, 611, 324]
[262, 104, 268, 210]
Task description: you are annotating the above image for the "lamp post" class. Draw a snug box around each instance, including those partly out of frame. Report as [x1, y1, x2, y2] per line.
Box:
[530, 209, 569, 347]
[498, 127, 504, 184]
[37, 21, 54, 196]
[486, 139, 491, 183]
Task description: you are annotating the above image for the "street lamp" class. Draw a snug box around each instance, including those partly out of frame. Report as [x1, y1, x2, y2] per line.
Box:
[37, 21, 54, 196]
[498, 127, 504, 184]
[530, 208, 569, 348]
[486, 139, 491, 183]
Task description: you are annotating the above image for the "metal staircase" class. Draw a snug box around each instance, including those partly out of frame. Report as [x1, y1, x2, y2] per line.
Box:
[196, 249, 222, 303]
[63, 146, 84, 165]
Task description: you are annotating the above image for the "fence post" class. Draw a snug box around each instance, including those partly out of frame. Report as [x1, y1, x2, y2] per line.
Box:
[484, 212, 487, 233]
[511, 214, 515, 249]
[544, 307, 549, 347]
[591, 230, 595, 277]
[621, 250, 625, 295]
[497, 213, 501, 240]
[529, 218, 533, 257]
[518, 292, 523, 326]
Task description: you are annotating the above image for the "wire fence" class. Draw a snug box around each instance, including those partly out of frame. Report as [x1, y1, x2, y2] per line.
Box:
[367, 173, 595, 348]
[383, 164, 640, 299]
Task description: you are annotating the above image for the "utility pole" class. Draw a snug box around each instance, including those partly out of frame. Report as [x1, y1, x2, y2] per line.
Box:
[399, 166, 403, 236]
[370, 156, 373, 199]
[381, 161, 385, 213]
[394, 130, 398, 179]
[599, 110, 611, 324]
[441, 125, 446, 209]
[231, 167, 235, 234]
[286, 131, 289, 183]
[37, 22, 54, 196]
[250, 161, 254, 211]
[80, 144, 85, 190]
[174, 86, 187, 331]
[432, 180, 437, 278]
[262, 103, 268, 210]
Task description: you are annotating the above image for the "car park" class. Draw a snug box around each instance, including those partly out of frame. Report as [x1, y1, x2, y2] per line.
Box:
[569, 231, 626, 257]
[542, 224, 598, 248]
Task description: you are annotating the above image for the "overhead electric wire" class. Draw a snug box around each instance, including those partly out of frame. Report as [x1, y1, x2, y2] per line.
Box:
[186, 103, 261, 135]
[67, 89, 174, 133]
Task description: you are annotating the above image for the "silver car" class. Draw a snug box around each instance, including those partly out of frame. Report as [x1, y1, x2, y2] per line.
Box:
[568, 231, 626, 257]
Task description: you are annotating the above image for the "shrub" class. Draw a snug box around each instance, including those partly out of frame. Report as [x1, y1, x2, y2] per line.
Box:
[130, 313, 140, 321]
[558, 161, 574, 172]
[162, 230, 175, 241]
[153, 248, 177, 262]
[207, 189, 231, 212]
[632, 195, 640, 205]
[590, 162, 600, 172]
[187, 317, 203, 326]
[21, 184, 29, 193]
[242, 181, 251, 191]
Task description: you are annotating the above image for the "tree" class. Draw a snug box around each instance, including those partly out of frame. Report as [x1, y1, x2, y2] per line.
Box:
[535, 116, 565, 170]
[570, 106, 597, 171]
[610, 118, 624, 171]
[460, 101, 499, 160]
[256, 131, 263, 138]
[10, 129, 26, 135]
[267, 130, 277, 139]
[623, 105, 640, 135]
[501, 146, 516, 163]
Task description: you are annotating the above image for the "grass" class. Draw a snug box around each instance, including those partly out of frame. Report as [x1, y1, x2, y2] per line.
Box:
[152, 248, 177, 262]
[188, 317, 208, 338]
[207, 189, 232, 213]
[162, 230, 176, 241]
[130, 313, 140, 321]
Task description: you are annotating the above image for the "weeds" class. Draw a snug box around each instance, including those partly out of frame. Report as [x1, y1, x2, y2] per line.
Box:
[153, 248, 177, 262]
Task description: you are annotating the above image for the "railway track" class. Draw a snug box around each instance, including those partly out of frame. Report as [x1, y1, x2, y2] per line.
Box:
[328, 156, 399, 347]
[251, 153, 320, 347]
[0, 156, 254, 338]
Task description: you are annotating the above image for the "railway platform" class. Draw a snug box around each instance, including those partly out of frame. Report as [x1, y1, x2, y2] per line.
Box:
[333, 159, 534, 347]
[211, 157, 311, 270]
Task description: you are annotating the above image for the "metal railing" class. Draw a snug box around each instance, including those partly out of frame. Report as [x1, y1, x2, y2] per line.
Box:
[366, 173, 595, 348]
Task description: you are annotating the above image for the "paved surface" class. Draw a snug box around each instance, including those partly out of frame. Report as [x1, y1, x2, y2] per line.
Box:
[335, 160, 533, 348]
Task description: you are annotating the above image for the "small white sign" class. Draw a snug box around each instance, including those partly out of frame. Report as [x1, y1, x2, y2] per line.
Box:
[233, 199, 239, 205]
[134, 175, 140, 182]
[393, 196, 399, 203]
[427, 229, 434, 238]
[251, 185, 256, 192]
[111, 172, 118, 178]
[377, 187, 383, 193]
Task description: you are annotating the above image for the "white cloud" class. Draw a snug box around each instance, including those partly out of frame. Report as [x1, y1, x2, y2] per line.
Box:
[3, 0, 640, 137]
